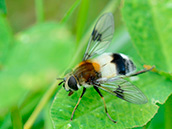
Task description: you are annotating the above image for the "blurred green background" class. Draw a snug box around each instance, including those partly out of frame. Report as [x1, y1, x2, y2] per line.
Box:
[0, 0, 172, 129]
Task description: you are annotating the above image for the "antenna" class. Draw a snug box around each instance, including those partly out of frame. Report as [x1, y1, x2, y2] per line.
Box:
[56, 78, 64, 80]
[58, 80, 64, 86]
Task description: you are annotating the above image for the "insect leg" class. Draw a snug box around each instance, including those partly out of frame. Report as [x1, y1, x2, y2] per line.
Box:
[93, 86, 117, 123]
[70, 87, 86, 121]
[127, 66, 155, 77]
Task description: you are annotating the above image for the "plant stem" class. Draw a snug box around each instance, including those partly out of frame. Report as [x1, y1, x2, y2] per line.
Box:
[60, 0, 81, 24]
[76, 0, 90, 46]
[24, 81, 58, 129]
[11, 106, 23, 129]
[35, 0, 44, 23]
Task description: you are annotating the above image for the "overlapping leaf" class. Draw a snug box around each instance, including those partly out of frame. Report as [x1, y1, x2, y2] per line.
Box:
[0, 22, 74, 109]
[122, 0, 172, 73]
[51, 35, 172, 128]
[50, 0, 172, 128]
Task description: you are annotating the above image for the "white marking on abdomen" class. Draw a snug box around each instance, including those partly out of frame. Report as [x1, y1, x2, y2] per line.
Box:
[92, 53, 117, 79]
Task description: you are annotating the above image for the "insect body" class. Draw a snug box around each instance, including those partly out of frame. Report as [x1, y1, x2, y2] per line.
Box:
[58, 13, 153, 123]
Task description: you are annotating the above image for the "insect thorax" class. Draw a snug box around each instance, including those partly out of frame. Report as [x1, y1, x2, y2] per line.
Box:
[73, 61, 101, 86]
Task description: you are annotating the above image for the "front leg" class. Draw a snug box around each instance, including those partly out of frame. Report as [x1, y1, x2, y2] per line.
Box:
[70, 87, 86, 121]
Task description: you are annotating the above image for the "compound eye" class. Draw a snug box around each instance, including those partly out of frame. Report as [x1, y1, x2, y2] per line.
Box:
[68, 76, 78, 91]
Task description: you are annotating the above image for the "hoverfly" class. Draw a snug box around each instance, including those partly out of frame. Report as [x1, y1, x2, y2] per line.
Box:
[57, 13, 153, 123]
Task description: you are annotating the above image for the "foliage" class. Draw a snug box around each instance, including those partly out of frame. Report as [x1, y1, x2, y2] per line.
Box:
[0, 0, 172, 129]
[0, 0, 7, 15]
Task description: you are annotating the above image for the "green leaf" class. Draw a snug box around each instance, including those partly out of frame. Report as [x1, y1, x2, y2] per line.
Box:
[0, 113, 12, 128]
[50, 27, 172, 128]
[50, 0, 172, 128]
[0, 15, 13, 66]
[44, 102, 54, 129]
[60, 0, 81, 24]
[122, 0, 172, 73]
[0, 0, 7, 15]
[0, 22, 75, 109]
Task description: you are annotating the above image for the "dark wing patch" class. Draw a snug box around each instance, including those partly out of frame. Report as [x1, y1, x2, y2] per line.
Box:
[113, 85, 124, 99]
[82, 13, 114, 61]
[95, 78, 148, 104]
[92, 29, 102, 41]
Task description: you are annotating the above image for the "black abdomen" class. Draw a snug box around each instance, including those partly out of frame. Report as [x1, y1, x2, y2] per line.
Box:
[111, 53, 136, 75]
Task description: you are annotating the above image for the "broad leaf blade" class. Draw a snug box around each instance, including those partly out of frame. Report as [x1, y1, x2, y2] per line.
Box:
[51, 73, 172, 128]
[50, 28, 172, 128]
[50, 1, 172, 128]
[0, 22, 74, 109]
[122, 0, 172, 73]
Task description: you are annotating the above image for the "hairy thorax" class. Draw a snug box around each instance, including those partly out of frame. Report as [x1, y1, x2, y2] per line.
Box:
[73, 61, 101, 86]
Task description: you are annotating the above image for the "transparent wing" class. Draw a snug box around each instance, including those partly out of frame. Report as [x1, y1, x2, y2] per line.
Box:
[95, 78, 148, 104]
[83, 13, 114, 61]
